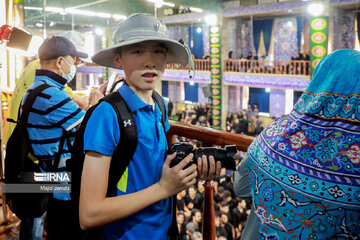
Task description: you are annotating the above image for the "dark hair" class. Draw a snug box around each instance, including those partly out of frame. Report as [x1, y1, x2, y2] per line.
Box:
[223, 190, 231, 198]
[220, 201, 229, 207]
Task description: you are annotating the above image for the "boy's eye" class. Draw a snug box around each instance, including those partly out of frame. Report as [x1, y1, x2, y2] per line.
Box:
[132, 50, 142, 54]
[155, 49, 166, 54]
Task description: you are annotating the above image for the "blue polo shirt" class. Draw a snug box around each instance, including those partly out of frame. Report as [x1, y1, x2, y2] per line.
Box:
[23, 70, 85, 200]
[83, 84, 171, 240]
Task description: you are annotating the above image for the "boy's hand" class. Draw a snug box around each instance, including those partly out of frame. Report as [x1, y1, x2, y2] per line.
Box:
[197, 155, 221, 181]
[158, 152, 197, 197]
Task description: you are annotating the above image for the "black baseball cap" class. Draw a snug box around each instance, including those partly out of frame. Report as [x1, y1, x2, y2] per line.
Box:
[38, 36, 88, 61]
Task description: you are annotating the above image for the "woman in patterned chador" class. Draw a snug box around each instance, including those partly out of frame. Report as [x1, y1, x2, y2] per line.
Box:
[235, 49, 360, 240]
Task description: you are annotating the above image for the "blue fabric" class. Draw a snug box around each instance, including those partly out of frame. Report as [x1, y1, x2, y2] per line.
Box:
[184, 82, 199, 102]
[247, 49, 360, 239]
[248, 87, 269, 113]
[296, 16, 306, 49]
[23, 70, 85, 200]
[84, 84, 171, 240]
[24, 70, 84, 162]
[190, 26, 204, 59]
[358, 13, 360, 48]
[162, 80, 168, 98]
[253, 19, 273, 55]
[19, 212, 46, 240]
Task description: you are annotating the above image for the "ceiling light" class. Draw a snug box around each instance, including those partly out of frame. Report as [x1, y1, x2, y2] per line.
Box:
[265, 88, 271, 93]
[287, 21, 293, 27]
[35, 22, 43, 27]
[95, 28, 103, 36]
[205, 14, 217, 26]
[190, 81, 195, 86]
[45, 7, 64, 13]
[66, 8, 96, 16]
[190, 7, 203, 13]
[112, 14, 127, 21]
[96, 12, 112, 18]
[307, 3, 324, 16]
[163, 2, 175, 7]
[24, 6, 42, 11]
[27, 35, 44, 55]
[196, 27, 202, 33]
[49, 21, 55, 27]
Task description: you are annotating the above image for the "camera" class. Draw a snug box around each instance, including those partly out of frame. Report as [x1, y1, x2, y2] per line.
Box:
[168, 142, 237, 170]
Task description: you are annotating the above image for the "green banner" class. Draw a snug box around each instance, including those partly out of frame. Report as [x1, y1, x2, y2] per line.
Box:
[209, 25, 222, 130]
[309, 17, 328, 77]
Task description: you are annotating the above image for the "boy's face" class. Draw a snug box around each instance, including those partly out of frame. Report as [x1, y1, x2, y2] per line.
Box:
[114, 41, 168, 93]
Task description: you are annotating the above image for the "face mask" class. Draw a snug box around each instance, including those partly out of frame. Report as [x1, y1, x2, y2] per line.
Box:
[60, 57, 77, 82]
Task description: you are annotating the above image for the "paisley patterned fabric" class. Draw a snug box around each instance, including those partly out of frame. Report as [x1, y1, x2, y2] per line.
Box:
[247, 49, 360, 240]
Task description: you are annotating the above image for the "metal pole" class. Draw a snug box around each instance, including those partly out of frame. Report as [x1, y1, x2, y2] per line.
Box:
[43, 0, 47, 38]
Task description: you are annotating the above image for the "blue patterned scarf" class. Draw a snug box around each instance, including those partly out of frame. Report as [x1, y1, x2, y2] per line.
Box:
[247, 49, 360, 240]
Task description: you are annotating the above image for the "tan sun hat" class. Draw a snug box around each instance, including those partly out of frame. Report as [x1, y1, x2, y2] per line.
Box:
[92, 13, 194, 77]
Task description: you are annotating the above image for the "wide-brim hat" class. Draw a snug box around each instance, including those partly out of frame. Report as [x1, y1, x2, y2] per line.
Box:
[92, 13, 190, 69]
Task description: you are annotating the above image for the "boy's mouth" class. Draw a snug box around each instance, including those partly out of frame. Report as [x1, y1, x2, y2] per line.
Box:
[142, 72, 157, 78]
[141, 72, 157, 82]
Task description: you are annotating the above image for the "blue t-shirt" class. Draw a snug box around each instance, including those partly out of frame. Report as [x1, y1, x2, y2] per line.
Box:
[23, 70, 85, 200]
[84, 84, 171, 240]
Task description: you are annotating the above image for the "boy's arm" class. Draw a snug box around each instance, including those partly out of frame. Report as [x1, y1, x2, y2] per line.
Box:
[79, 151, 197, 229]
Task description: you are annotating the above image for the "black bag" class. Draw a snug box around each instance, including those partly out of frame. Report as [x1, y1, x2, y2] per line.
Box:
[69, 90, 172, 239]
[5, 84, 52, 219]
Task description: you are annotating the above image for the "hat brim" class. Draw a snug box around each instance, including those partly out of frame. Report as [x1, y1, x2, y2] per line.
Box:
[92, 37, 189, 69]
[73, 50, 88, 59]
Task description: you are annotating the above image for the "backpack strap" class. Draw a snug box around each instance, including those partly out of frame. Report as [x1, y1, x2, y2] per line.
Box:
[102, 92, 138, 196]
[19, 84, 51, 128]
[152, 90, 166, 128]
[151, 91, 179, 239]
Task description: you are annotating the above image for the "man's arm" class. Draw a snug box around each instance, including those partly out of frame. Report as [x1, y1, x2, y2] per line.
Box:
[79, 151, 198, 229]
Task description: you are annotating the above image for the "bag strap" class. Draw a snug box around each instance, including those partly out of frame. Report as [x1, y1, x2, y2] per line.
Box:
[152, 90, 166, 129]
[18, 84, 51, 128]
[102, 92, 138, 196]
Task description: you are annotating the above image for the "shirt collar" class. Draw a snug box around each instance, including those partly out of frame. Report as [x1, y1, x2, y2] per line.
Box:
[118, 83, 151, 112]
[35, 69, 67, 86]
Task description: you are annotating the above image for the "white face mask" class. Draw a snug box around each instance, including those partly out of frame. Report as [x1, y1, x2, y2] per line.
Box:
[60, 57, 77, 82]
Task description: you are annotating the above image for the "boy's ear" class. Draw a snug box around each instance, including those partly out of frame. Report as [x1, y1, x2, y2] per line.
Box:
[114, 54, 122, 69]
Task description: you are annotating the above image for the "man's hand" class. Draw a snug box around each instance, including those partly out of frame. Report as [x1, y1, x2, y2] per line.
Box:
[197, 155, 221, 181]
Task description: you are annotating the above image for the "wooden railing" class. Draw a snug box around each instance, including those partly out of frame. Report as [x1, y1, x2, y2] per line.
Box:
[166, 59, 310, 76]
[166, 121, 255, 239]
[225, 59, 310, 75]
[166, 59, 210, 72]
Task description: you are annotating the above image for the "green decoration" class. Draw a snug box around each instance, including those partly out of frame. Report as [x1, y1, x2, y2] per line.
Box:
[309, 17, 328, 78]
[209, 25, 222, 130]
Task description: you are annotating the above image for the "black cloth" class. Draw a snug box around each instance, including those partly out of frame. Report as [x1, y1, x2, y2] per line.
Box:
[177, 197, 186, 211]
[232, 207, 248, 228]
[46, 196, 82, 240]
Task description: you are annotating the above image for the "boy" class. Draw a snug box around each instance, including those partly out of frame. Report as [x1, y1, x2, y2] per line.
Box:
[79, 13, 221, 239]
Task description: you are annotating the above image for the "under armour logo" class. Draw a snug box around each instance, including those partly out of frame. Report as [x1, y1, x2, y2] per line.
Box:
[123, 119, 132, 127]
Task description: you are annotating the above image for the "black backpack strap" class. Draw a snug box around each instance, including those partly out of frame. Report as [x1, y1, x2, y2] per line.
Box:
[19, 84, 51, 128]
[102, 92, 138, 196]
[151, 92, 178, 239]
[152, 90, 166, 129]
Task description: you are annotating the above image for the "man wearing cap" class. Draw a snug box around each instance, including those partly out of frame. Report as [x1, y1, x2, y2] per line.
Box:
[20, 36, 87, 240]
[3, 30, 90, 147]
[79, 13, 221, 239]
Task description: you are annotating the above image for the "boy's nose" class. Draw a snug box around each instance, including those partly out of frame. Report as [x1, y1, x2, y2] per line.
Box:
[143, 52, 156, 69]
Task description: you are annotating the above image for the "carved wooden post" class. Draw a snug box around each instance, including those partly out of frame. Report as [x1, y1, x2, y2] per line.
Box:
[202, 180, 215, 240]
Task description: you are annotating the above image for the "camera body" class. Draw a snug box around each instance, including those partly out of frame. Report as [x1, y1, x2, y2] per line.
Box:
[168, 142, 237, 170]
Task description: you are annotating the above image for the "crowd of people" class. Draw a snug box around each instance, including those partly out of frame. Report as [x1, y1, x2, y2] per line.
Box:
[170, 102, 267, 137]
[175, 170, 251, 240]
[226, 51, 310, 75]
